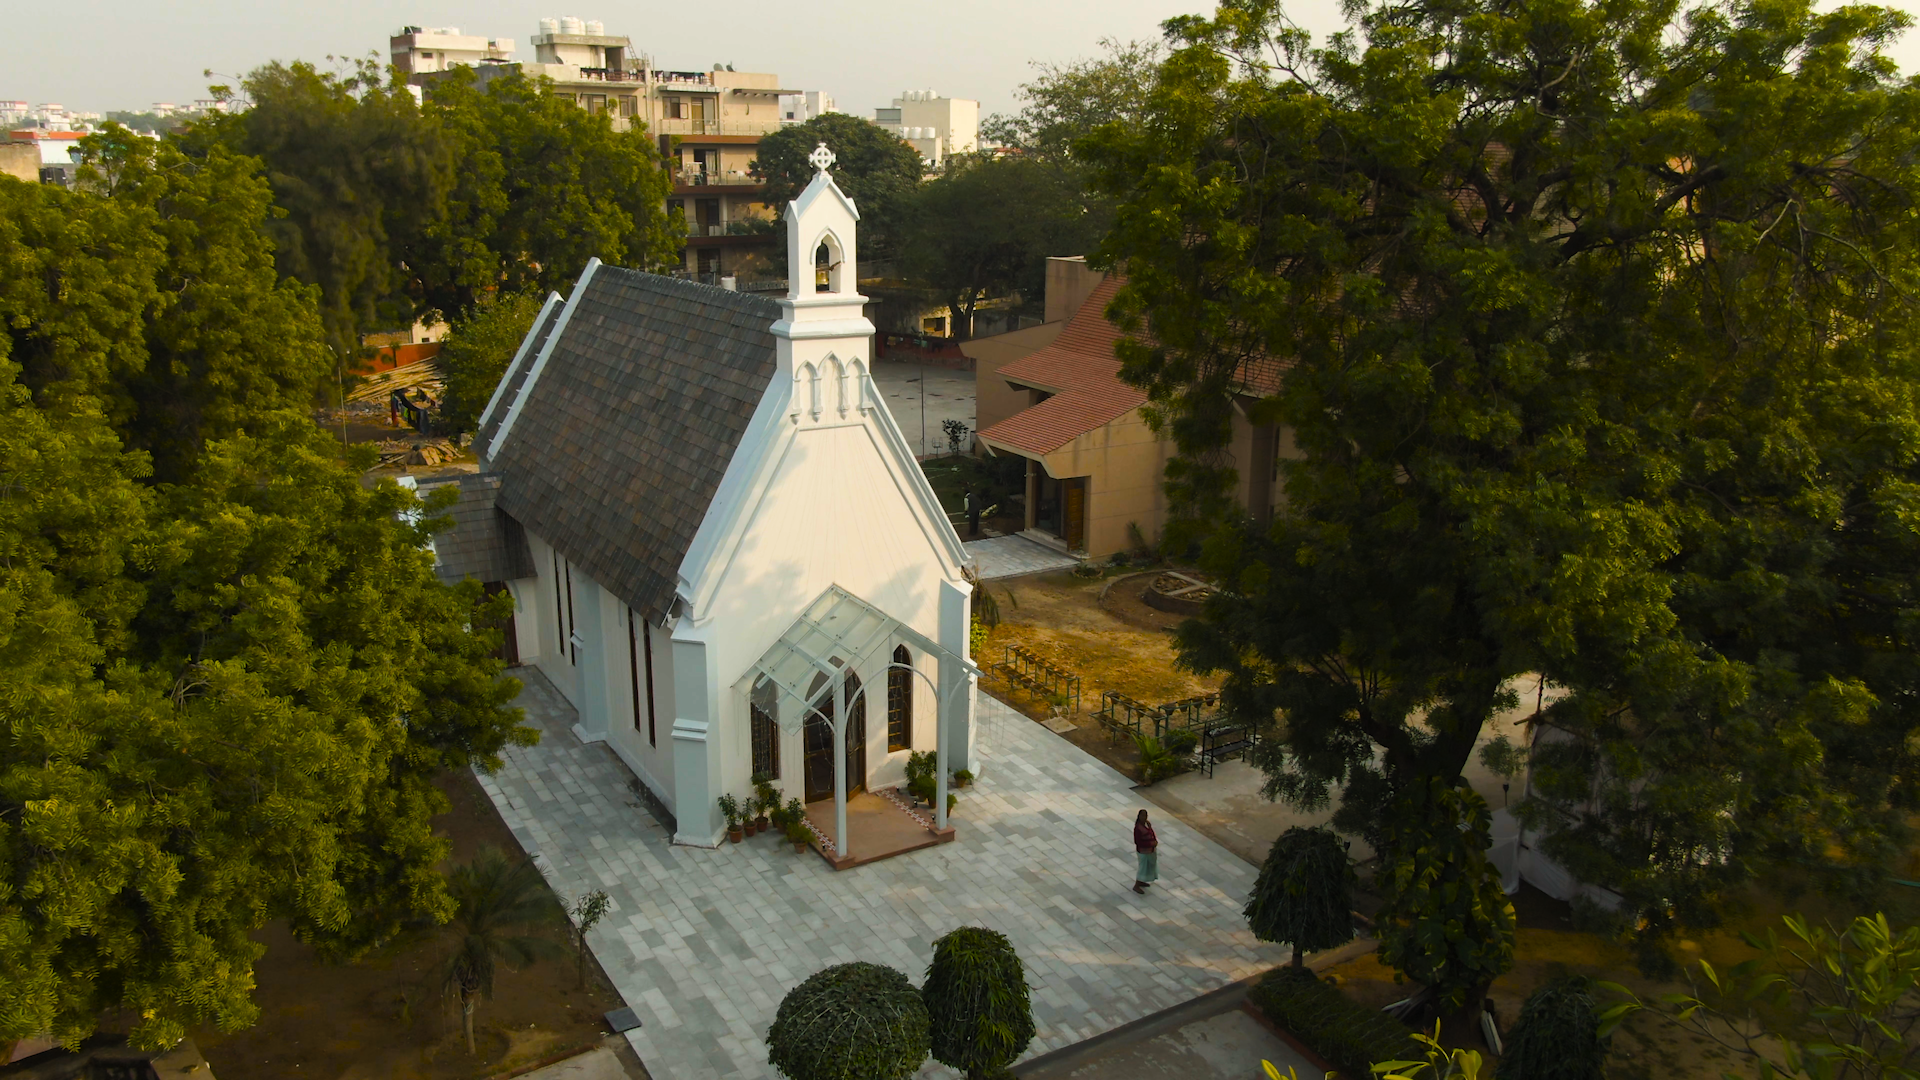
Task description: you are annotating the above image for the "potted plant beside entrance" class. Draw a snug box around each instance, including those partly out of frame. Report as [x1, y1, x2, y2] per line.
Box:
[719, 794, 744, 843]
[751, 774, 778, 836]
[781, 798, 807, 852]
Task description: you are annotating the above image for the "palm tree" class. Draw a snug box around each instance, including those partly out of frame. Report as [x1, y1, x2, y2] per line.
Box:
[440, 848, 564, 1053]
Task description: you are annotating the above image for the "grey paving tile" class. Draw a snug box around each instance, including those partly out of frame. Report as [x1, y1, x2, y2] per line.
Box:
[480, 668, 1287, 1079]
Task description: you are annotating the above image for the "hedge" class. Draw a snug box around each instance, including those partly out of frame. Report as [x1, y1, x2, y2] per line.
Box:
[766, 962, 931, 1080]
[1248, 966, 1419, 1078]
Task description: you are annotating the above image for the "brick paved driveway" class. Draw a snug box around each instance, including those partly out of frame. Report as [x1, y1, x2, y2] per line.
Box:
[477, 670, 1285, 1079]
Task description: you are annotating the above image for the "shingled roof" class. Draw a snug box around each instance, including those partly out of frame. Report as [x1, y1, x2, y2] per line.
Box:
[420, 473, 535, 585]
[976, 276, 1148, 456]
[485, 266, 781, 624]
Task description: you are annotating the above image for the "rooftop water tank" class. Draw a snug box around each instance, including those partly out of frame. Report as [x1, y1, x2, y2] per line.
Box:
[584, 19, 604, 35]
[559, 15, 584, 34]
[539, 17, 559, 34]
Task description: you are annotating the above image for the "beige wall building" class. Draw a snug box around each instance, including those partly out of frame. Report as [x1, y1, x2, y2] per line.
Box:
[409, 18, 793, 280]
[0, 142, 40, 183]
[968, 259, 1292, 558]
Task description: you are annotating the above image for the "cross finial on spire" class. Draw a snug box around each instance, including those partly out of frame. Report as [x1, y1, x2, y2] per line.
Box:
[808, 142, 836, 174]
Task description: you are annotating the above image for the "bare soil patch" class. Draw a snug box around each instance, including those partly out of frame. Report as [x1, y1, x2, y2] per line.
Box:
[192, 769, 635, 1080]
[977, 569, 1220, 780]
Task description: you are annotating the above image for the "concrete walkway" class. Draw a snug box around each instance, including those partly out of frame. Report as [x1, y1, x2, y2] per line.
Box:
[964, 534, 1083, 580]
[477, 672, 1288, 1079]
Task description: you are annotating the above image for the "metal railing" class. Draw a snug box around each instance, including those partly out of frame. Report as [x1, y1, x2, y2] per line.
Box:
[1095, 690, 1221, 740]
[993, 645, 1081, 715]
[654, 118, 781, 137]
[675, 169, 765, 187]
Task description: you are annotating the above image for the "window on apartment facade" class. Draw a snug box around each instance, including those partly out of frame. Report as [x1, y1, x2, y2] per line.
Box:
[887, 645, 913, 751]
[621, 96, 637, 116]
[751, 678, 779, 779]
[583, 94, 606, 114]
[666, 97, 684, 119]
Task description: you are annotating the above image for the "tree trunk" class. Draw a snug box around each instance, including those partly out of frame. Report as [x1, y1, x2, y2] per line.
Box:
[462, 992, 477, 1054]
[1437, 981, 1492, 1049]
[576, 934, 588, 990]
[1291, 944, 1304, 968]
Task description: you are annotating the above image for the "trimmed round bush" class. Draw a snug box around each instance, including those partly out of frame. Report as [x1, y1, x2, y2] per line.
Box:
[1244, 826, 1356, 967]
[767, 962, 931, 1080]
[1495, 975, 1608, 1080]
[922, 926, 1035, 1079]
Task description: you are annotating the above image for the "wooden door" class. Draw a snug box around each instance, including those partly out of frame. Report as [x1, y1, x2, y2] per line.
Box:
[1064, 478, 1087, 551]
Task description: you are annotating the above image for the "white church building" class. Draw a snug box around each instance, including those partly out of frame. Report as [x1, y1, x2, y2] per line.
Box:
[431, 145, 978, 856]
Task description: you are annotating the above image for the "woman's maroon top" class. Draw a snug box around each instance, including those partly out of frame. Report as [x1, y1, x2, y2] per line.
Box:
[1134, 818, 1157, 853]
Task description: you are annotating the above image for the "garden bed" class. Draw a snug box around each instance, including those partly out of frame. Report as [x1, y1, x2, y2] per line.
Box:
[192, 769, 637, 1080]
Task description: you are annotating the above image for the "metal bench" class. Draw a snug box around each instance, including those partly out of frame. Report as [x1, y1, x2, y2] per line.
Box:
[1198, 721, 1256, 778]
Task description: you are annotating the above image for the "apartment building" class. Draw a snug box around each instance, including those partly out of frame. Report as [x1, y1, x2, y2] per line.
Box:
[390, 26, 517, 75]
[404, 17, 810, 281]
[873, 90, 979, 166]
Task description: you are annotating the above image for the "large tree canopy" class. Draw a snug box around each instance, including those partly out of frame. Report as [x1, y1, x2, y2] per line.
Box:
[183, 61, 679, 363]
[982, 38, 1163, 163]
[899, 155, 1107, 340]
[0, 134, 530, 1050]
[753, 113, 926, 263]
[1083, 0, 1920, 956]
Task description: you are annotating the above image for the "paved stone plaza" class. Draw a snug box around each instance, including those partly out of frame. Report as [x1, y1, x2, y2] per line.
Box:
[962, 534, 1084, 580]
[871, 360, 975, 458]
[477, 670, 1287, 1079]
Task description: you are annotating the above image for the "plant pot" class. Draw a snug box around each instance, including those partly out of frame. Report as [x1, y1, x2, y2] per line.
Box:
[792, 841, 806, 853]
[754, 816, 769, 834]
[728, 826, 743, 843]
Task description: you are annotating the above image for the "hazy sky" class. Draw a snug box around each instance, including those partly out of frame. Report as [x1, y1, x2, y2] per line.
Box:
[6, 0, 1920, 118]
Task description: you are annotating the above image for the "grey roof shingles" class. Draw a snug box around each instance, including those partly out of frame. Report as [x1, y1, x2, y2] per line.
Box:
[421, 473, 536, 586]
[484, 267, 781, 624]
[473, 294, 564, 461]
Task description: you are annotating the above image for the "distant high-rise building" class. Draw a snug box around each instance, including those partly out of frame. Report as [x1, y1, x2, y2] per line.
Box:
[873, 90, 978, 166]
[780, 90, 835, 124]
[390, 26, 517, 75]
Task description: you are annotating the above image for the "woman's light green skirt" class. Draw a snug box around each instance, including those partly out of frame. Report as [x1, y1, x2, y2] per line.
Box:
[1136, 850, 1159, 883]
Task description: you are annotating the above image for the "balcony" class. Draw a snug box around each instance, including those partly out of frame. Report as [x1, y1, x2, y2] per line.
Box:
[674, 168, 767, 192]
[655, 117, 781, 138]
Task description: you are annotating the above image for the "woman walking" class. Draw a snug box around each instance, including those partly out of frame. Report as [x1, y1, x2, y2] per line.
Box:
[1132, 809, 1158, 894]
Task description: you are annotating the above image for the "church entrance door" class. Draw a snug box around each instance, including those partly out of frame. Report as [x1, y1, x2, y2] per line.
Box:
[803, 693, 835, 802]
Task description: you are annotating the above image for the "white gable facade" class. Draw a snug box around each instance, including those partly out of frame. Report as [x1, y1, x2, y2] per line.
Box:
[450, 147, 977, 852]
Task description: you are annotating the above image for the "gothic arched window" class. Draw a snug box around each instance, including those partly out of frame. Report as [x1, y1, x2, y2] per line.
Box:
[887, 645, 913, 751]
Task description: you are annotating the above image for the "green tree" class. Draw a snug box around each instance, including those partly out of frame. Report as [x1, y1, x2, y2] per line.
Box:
[1600, 914, 1920, 1080]
[184, 58, 456, 365]
[1244, 826, 1355, 968]
[440, 849, 562, 1053]
[901, 155, 1106, 340]
[982, 38, 1162, 163]
[753, 113, 925, 263]
[1497, 976, 1608, 1080]
[1085, 0, 1920, 955]
[1375, 779, 1516, 1037]
[0, 126, 533, 1051]
[437, 290, 546, 434]
[767, 962, 931, 1080]
[71, 125, 332, 481]
[921, 926, 1035, 1080]
[425, 68, 681, 313]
